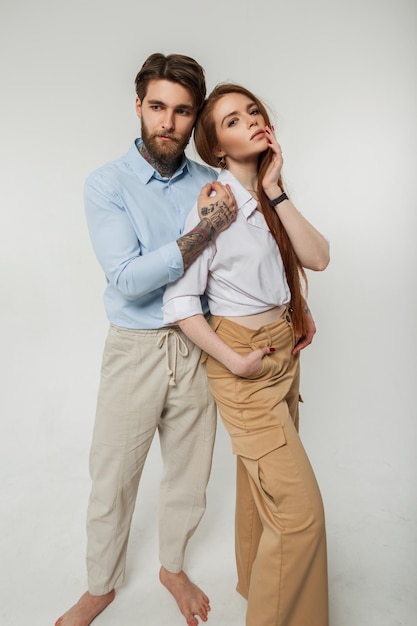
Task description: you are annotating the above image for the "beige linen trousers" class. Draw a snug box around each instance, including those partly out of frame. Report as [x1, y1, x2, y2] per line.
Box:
[86, 324, 217, 594]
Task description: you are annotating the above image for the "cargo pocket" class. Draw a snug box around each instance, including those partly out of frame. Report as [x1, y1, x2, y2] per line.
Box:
[231, 425, 287, 461]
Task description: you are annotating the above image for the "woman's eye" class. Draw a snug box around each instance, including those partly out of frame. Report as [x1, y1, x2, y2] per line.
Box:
[250, 108, 260, 115]
[228, 119, 238, 127]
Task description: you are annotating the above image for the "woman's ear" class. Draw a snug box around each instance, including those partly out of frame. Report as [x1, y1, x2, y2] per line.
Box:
[214, 145, 225, 158]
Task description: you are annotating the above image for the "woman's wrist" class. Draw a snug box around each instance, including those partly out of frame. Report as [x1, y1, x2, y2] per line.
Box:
[264, 184, 283, 200]
[268, 192, 289, 207]
[227, 353, 247, 377]
[229, 353, 243, 376]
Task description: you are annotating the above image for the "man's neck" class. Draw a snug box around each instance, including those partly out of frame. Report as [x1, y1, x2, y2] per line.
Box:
[139, 142, 183, 179]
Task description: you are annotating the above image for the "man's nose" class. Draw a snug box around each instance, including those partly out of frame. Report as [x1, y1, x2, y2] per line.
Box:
[162, 111, 175, 131]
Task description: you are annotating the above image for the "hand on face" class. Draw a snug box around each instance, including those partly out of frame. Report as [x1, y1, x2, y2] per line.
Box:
[261, 126, 284, 195]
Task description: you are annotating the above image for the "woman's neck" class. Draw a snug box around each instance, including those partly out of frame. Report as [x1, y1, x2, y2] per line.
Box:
[227, 161, 258, 192]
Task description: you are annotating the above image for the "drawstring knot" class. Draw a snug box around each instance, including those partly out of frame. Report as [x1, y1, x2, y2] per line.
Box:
[156, 329, 189, 387]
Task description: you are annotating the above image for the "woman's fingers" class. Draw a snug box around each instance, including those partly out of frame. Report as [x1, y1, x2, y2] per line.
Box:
[265, 126, 282, 157]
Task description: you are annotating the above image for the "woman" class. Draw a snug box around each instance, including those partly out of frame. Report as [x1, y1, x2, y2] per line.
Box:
[163, 83, 330, 626]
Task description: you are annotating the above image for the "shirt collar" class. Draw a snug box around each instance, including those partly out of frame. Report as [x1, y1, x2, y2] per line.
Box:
[125, 139, 190, 184]
[217, 169, 258, 218]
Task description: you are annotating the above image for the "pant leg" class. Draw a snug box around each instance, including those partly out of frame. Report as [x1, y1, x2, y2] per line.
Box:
[205, 313, 328, 626]
[234, 323, 301, 601]
[241, 419, 328, 626]
[234, 455, 262, 599]
[157, 329, 217, 573]
[87, 325, 174, 594]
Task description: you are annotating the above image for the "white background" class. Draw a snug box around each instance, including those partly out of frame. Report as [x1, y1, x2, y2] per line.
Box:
[1, 1, 416, 625]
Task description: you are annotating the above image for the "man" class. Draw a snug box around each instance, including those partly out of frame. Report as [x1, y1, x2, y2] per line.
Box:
[55, 53, 316, 626]
[55, 53, 238, 626]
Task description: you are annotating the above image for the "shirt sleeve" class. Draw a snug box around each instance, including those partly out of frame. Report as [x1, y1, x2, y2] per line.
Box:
[85, 175, 184, 301]
[163, 206, 214, 324]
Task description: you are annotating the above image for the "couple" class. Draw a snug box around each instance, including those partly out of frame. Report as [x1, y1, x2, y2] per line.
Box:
[55, 53, 330, 626]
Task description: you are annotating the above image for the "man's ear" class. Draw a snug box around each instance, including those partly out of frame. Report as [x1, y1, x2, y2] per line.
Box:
[135, 96, 142, 119]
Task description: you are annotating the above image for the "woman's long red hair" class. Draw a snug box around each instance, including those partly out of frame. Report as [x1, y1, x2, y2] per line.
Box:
[194, 83, 308, 338]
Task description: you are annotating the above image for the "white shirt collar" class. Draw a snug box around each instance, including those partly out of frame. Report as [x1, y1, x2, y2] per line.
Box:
[217, 169, 259, 219]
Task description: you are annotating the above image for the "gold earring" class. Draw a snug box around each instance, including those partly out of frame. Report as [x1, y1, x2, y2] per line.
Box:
[218, 155, 227, 169]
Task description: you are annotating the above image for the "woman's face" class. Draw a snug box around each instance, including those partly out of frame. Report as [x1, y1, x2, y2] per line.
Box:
[212, 92, 269, 166]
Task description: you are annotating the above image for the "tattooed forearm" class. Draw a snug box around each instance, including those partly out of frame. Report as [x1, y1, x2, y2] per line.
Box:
[178, 199, 236, 270]
[177, 218, 214, 271]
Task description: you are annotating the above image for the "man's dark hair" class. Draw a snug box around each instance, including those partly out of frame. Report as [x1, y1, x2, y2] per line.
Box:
[135, 53, 206, 111]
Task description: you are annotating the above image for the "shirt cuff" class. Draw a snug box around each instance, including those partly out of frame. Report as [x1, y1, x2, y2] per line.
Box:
[162, 295, 203, 325]
[159, 241, 184, 283]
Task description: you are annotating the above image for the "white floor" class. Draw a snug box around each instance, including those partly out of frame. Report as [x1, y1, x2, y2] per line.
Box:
[1, 412, 416, 626]
[1, 418, 245, 626]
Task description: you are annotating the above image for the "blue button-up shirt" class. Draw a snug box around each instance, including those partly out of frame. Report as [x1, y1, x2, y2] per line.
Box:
[85, 140, 217, 328]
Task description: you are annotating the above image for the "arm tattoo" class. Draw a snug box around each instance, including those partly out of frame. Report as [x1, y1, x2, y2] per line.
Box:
[177, 218, 214, 271]
[200, 204, 215, 216]
[177, 200, 233, 270]
[206, 201, 229, 231]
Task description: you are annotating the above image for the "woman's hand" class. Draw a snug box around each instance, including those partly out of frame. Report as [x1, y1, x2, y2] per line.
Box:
[292, 305, 317, 354]
[231, 346, 274, 378]
[261, 126, 284, 197]
[177, 315, 275, 380]
[260, 129, 330, 270]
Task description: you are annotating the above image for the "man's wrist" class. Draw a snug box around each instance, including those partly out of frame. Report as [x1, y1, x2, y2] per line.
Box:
[198, 218, 215, 239]
[193, 226, 213, 240]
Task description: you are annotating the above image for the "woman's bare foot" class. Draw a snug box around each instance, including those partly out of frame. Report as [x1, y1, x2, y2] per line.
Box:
[54, 589, 115, 626]
[159, 566, 210, 626]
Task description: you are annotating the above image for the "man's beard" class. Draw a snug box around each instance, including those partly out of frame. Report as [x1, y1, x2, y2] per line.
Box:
[141, 121, 191, 164]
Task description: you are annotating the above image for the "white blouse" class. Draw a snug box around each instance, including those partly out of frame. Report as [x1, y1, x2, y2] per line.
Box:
[163, 169, 290, 324]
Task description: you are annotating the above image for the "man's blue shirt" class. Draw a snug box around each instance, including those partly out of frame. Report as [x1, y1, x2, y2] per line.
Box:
[85, 140, 217, 329]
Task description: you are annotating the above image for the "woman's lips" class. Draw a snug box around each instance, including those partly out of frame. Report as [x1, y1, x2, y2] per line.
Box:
[250, 129, 265, 140]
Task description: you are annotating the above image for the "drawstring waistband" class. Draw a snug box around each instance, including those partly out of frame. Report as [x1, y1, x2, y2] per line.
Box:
[156, 328, 189, 386]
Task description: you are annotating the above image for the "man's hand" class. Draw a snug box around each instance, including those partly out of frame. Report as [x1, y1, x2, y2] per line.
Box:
[178, 182, 237, 271]
[292, 305, 317, 354]
[198, 182, 238, 235]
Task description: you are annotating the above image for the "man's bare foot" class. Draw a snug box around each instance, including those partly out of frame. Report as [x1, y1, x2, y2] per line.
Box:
[54, 589, 115, 626]
[159, 566, 210, 626]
